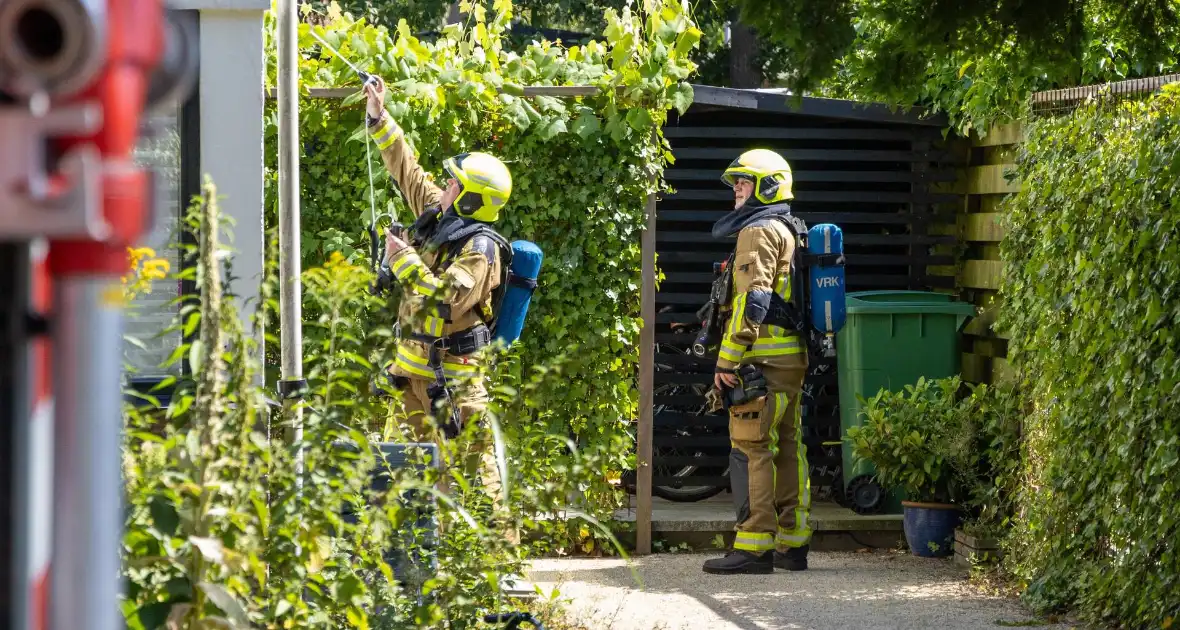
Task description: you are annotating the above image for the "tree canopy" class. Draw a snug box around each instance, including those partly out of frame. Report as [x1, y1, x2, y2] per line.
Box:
[744, 0, 1180, 132]
[306, 0, 1180, 133]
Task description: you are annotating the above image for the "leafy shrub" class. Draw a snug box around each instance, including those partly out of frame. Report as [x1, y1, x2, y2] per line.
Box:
[998, 84, 1180, 628]
[960, 381, 1023, 538]
[123, 177, 632, 628]
[846, 376, 975, 504]
[260, 0, 701, 527]
[847, 376, 1022, 521]
[122, 180, 397, 628]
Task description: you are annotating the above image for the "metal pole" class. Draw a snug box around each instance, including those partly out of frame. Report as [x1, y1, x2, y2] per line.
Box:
[277, 0, 304, 458]
[3, 241, 53, 630]
[636, 185, 656, 555]
[1, 243, 30, 630]
[49, 276, 124, 630]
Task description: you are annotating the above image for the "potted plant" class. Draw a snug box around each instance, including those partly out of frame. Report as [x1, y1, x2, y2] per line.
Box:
[845, 376, 977, 557]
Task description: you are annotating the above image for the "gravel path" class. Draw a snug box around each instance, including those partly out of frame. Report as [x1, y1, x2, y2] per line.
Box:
[527, 551, 1073, 630]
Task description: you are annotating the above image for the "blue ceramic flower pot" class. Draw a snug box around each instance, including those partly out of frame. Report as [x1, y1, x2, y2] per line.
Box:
[902, 501, 961, 557]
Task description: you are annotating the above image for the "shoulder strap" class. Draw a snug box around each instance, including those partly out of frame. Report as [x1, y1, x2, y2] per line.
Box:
[448, 224, 513, 328]
[770, 213, 807, 239]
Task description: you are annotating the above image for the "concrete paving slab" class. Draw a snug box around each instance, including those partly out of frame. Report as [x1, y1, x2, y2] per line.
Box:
[527, 551, 1074, 630]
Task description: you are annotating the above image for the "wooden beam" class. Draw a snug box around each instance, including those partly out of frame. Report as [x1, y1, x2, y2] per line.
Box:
[961, 352, 990, 384]
[636, 182, 656, 556]
[972, 122, 1024, 147]
[263, 85, 608, 100]
[962, 302, 1009, 339]
[960, 259, 1004, 290]
[967, 165, 1019, 195]
[961, 212, 1006, 242]
[971, 337, 1008, 358]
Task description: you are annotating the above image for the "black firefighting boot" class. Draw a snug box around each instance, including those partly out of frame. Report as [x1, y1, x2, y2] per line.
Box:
[774, 545, 809, 571]
[701, 549, 774, 575]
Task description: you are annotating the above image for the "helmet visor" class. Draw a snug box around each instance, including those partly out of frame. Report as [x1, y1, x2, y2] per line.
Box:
[722, 155, 763, 187]
[444, 153, 470, 181]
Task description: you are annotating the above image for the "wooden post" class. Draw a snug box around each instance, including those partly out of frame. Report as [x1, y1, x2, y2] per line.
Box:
[637, 185, 657, 555]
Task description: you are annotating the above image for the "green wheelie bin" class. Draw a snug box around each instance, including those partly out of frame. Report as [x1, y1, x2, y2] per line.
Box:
[836, 290, 976, 514]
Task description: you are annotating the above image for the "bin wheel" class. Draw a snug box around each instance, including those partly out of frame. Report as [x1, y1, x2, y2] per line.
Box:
[846, 475, 884, 515]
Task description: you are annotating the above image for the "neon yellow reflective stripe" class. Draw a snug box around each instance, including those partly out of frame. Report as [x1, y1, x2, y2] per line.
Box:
[733, 532, 774, 552]
[371, 118, 401, 150]
[443, 362, 478, 380]
[392, 254, 424, 281]
[776, 528, 809, 547]
[787, 395, 812, 548]
[728, 293, 747, 337]
[418, 315, 445, 338]
[744, 336, 805, 359]
[769, 392, 787, 458]
[796, 397, 811, 516]
[775, 274, 791, 301]
[413, 275, 442, 297]
[394, 347, 434, 379]
[769, 276, 791, 337]
[719, 339, 744, 363]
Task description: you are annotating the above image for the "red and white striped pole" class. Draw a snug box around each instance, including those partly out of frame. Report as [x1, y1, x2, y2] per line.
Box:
[45, 1, 165, 628]
[27, 243, 52, 630]
[1, 0, 194, 626]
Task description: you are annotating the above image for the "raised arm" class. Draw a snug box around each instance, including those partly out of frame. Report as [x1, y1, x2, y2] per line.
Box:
[363, 76, 443, 218]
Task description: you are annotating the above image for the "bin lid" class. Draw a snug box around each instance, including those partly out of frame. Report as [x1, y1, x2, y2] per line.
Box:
[846, 290, 977, 317]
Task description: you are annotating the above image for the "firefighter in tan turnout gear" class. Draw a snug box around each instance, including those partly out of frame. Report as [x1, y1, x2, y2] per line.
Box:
[702, 149, 812, 574]
[362, 75, 511, 501]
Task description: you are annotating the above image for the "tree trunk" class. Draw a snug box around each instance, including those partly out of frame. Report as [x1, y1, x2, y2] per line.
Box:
[728, 18, 761, 88]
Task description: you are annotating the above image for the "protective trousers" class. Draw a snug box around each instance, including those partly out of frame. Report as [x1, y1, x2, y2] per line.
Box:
[728, 364, 811, 553]
[385, 375, 514, 541]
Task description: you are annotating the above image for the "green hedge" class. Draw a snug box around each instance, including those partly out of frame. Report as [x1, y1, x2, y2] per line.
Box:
[999, 85, 1180, 628]
[261, 0, 700, 519]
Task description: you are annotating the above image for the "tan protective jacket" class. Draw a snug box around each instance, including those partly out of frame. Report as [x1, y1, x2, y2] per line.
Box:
[716, 219, 807, 372]
[367, 112, 502, 382]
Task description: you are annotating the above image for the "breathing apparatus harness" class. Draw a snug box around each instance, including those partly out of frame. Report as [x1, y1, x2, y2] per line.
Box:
[696, 201, 847, 410]
[370, 197, 518, 438]
[694, 203, 815, 358]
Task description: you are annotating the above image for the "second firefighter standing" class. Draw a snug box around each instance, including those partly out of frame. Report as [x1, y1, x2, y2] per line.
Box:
[701, 149, 813, 575]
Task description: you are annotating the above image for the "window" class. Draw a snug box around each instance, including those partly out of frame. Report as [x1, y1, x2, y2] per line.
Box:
[125, 107, 184, 379]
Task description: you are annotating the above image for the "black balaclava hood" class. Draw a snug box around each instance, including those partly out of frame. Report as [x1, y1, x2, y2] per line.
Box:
[710, 195, 793, 239]
[410, 205, 487, 252]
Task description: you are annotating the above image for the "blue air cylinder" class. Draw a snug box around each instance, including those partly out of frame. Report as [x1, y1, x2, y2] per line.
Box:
[807, 223, 846, 335]
[493, 240, 543, 346]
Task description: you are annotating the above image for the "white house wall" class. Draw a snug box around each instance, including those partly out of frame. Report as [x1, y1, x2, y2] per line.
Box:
[173, 0, 269, 374]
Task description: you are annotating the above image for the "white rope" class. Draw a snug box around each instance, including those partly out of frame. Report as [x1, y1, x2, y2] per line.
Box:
[366, 119, 378, 263]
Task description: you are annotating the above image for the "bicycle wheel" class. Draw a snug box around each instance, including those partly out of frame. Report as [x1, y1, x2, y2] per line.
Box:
[650, 351, 730, 502]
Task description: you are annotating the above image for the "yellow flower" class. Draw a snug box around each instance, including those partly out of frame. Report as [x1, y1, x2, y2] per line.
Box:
[122, 245, 170, 301]
[142, 259, 170, 280]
